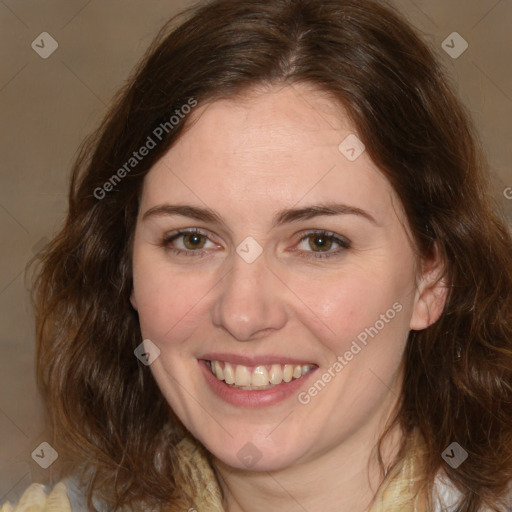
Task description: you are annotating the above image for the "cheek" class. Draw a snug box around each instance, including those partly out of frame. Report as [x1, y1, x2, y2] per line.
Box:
[290, 266, 413, 352]
[132, 252, 213, 341]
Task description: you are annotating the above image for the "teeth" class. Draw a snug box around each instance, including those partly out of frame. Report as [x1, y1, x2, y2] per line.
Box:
[235, 364, 251, 386]
[252, 366, 269, 386]
[214, 360, 224, 380]
[224, 362, 235, 385]
[208, 360, 315, 389]
[269, 364, 282, 385]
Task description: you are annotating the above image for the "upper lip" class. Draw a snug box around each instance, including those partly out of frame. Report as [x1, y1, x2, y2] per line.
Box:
[200, 352, 317, 367]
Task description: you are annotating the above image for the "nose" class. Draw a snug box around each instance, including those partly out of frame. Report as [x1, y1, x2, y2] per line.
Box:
[211, 251, 288, 341]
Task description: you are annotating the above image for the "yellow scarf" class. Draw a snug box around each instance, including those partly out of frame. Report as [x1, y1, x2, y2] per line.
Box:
[172, 430, 429, 512]
[1, 431, 428, 512]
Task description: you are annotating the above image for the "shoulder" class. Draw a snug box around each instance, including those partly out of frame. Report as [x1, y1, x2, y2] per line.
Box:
[432, 472, 463, 511]
[0, 481, 71, 512]
[433, 472, 512, 512]
[0, 475, 107, 512]
[0, 475, 170, 512]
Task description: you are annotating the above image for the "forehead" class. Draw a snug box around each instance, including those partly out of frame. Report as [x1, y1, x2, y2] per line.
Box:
[140, 84, 402, 227]
[175, 84, 355, 170]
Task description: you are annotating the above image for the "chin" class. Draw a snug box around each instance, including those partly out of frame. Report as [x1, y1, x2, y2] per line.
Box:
[198, 429, 308, 473]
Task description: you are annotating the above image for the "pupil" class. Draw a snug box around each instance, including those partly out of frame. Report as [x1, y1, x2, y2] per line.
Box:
[186, 234, 203, 248]
[311, 234, 331, 251]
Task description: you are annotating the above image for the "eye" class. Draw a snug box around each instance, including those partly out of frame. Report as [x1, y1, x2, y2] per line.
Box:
[295, 230, 351, 259]
[161, 228, 218, 257]
[160, 228, 351, 260]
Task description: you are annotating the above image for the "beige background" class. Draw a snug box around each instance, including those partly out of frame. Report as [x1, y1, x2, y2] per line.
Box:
[0, 0, 511, 502]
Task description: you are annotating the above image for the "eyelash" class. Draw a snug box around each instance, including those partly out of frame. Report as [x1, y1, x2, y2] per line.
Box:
[161, 228, 351, 260]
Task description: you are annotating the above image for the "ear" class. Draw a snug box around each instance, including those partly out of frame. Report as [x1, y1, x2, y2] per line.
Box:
[409, 243, 448, 331]
[130, 289, 138, 311]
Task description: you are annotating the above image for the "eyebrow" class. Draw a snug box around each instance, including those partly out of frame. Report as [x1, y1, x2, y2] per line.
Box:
[142, 202, 378, 228]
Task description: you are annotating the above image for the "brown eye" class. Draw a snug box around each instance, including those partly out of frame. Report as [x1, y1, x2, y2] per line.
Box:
[296, 230, 351, 260]
[182, 232, 207, 250]
[307, 233, 333, 252]
[161, 228, 217, 257]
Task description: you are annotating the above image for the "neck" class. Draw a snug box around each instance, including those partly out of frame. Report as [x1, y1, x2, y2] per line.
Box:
[211, 392, 404, 512]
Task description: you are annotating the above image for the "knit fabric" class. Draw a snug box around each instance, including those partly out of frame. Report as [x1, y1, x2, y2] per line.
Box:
[0, 482, 71, 512]
[0, 431, 465, 512]
[370, 430, 436, 512]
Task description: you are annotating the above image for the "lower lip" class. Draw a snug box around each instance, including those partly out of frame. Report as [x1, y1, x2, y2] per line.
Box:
[198, 360, 318, 408]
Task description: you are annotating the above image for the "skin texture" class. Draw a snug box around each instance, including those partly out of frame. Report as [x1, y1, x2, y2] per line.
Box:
[130, 84, 447, 511]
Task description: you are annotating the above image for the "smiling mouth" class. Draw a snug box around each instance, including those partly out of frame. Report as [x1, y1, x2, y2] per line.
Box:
[204, 360, 317, 390]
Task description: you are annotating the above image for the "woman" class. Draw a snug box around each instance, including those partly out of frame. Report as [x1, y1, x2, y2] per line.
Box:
[4, 0, 512, 510]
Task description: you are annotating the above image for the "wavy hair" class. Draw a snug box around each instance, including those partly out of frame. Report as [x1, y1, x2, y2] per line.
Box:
[31, 0, 512, 510]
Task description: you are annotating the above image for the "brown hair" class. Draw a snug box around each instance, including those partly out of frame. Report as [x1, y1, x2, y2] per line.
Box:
[31, 0, 512, 510]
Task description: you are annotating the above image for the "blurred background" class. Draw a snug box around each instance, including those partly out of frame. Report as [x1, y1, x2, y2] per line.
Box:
[1, 0, 511, 502]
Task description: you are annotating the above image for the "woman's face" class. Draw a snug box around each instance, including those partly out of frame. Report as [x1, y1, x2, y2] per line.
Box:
[130, 84, 441, 472]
